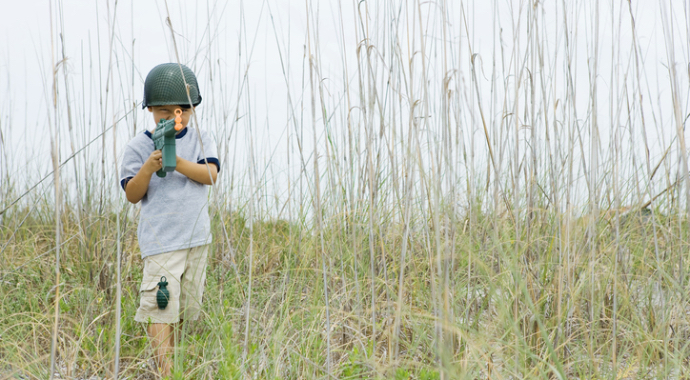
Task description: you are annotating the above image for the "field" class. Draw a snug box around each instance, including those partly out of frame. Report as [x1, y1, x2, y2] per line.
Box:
[1, 0, 690, 379]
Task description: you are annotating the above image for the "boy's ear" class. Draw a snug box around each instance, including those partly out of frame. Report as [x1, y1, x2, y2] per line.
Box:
[147, 106, 153, 112]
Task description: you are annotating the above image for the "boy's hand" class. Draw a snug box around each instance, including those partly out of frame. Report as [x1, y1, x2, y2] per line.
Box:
[175, 156, 218, 185]
[124, 150, 165, 204]
[142, 150, 163, 175]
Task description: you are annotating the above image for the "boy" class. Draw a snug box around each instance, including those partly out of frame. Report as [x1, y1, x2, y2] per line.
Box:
[120, 63, 219, 378]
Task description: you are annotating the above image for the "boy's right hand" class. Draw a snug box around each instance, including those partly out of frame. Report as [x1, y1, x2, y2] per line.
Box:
[125, 150, 163, 204]
[142, 150, 163, 176]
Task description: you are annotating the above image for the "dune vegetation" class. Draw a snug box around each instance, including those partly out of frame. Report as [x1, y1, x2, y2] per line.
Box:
[1, 0, 689, 379]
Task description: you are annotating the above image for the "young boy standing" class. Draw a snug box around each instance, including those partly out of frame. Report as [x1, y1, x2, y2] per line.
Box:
[120, 63, 219, 378]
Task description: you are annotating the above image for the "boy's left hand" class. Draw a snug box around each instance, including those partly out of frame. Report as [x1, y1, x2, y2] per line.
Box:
[175, 156, 218, 185]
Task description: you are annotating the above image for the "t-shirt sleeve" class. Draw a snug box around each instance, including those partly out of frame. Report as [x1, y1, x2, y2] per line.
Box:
[197, 130, 220, 172]
[120, 144, 144, 191]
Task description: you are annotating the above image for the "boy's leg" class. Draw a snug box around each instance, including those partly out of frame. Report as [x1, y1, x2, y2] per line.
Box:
[148, 323, 175, 378]
[135, 250, 187, 377]
[141, 245, 207, 378]
[179, 245, 209, 322]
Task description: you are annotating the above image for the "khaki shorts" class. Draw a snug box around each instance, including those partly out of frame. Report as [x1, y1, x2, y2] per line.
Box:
[134, 244, 209, 324]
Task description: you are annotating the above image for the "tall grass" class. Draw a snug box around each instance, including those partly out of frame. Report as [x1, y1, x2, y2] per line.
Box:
[1, 0, 689, 379]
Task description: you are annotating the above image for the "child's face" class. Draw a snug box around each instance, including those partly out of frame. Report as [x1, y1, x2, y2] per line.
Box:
[148, 105, 194, 132]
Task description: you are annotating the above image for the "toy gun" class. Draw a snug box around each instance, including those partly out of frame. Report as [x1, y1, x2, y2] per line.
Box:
[151, 109, 184, 177]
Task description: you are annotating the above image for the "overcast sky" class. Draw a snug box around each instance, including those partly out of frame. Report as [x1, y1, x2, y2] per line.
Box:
[1, 0, 688, 211]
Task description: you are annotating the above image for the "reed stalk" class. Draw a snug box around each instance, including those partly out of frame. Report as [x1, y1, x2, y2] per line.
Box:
[48, 0, 62, 378]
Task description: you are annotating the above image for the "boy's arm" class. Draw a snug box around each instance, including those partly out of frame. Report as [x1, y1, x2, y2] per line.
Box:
[176, 157, 218, 185]
[124, 150, 163, 203]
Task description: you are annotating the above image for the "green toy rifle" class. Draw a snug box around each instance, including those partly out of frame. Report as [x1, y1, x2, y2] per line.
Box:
[151, 109, 183, 177]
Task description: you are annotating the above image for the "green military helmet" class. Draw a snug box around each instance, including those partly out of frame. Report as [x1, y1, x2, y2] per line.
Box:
[142, 63, 202, 109]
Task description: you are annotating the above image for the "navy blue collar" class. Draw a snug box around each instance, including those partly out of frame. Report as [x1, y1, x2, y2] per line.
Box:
[145, 127, 188, 139]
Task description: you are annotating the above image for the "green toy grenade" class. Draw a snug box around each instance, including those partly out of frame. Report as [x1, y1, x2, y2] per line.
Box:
[156, 276, 170, 310]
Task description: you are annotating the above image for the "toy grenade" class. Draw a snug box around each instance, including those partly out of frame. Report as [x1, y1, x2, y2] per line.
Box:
[156, 276, 170, 309]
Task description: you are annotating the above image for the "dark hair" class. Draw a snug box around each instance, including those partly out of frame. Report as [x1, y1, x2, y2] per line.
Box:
[179, 104, 192, 109]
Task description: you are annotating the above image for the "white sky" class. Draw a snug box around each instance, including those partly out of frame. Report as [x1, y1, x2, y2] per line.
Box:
[1, 0, 688, 214]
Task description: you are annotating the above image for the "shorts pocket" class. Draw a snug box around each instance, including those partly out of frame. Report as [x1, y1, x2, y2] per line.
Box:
[140, 280, 160, 293]
[138, 280, 160, 312]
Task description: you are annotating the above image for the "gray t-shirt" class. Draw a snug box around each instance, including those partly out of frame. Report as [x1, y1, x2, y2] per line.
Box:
[120, 127, 220, 258]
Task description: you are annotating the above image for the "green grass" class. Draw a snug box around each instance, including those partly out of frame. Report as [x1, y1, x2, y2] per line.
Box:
[1, 202, 686, 379]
